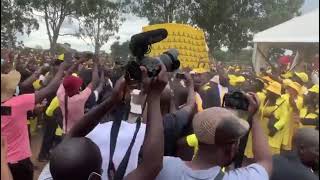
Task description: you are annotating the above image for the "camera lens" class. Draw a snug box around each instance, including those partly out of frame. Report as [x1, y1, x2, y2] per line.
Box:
[159, 48, 180, 72]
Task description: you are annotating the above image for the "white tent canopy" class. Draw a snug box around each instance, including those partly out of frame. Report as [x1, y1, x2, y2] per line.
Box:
[252, 9, 319, 72]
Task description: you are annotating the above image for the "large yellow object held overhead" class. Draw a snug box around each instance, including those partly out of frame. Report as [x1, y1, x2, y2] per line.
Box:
[142, 23, 210, 70]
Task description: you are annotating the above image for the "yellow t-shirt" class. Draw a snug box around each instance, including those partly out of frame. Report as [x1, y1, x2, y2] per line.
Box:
[245, 93, 281, 158]
[45, 97, 63, 136]
[281, 94, 303, 151]
[46, 97, 59, 117]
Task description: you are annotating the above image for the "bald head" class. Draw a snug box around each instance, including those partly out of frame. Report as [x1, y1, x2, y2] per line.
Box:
[50, 137, 102, 180]
[293, 128, 319, 169]
[293, 128, 319, 150]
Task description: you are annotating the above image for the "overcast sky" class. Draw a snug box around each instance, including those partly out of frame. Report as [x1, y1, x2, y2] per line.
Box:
[17, 0, 319, 53]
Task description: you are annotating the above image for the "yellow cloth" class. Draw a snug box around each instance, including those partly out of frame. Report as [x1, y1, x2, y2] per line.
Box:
[281, 71, 293, 79]
[45, 97, 59, 117]
[228, 75, 245, 86]
[55, 126, 63, 136]
[299, 108, 318, 128]
[58, 54, 64, 61]
[195, 92, 203, 112]
[299, 86, 308, 96]
[192, 68, 208, 74]
[309, 84, 319, 93]
[29, 117, 38, 136]
[281, 95, 303, 151]
[294, 72, 309, 83]
[245, 93, 281, 158]
[186, 134, 198, 158]
[266, 95, 290, 151]
[32, 80, 42, 90]
[45, 97, 63, 136]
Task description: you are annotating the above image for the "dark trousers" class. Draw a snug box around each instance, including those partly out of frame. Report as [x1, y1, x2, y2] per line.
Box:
[38, 117, 58, 159]
[8, 158, 33, 180]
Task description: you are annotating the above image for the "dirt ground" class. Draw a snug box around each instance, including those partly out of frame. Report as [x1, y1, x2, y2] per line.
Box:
[30, 130, 47, 180]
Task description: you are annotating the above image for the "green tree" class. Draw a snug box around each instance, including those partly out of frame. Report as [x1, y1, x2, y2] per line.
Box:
[76, 0, 124, 55]
[130, 0, 304, 53]
[252, 0, 303, 32]
[110, 40, 131, 65]
[193, 0, 303, 52]
[30, 0, 80, 53]
[128, 0, 194, 24]
[1, 0, 39, 48]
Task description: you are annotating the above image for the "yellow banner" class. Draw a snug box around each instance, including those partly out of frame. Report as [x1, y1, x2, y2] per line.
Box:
[142, 23, 210, 70]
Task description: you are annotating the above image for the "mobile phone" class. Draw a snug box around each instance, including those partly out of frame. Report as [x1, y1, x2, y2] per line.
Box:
[1, 106, 12, 116]
[176, 73, 186, 79]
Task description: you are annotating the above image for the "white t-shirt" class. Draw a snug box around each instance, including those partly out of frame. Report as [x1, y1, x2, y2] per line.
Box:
[38, 121, 146, 180]
[156, 156, 269, 180]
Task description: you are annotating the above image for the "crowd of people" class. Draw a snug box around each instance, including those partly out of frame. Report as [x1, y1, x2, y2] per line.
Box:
[1, 48, 319, 180]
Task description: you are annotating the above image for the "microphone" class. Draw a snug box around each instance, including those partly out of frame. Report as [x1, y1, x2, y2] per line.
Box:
[129, 29, 168, 57]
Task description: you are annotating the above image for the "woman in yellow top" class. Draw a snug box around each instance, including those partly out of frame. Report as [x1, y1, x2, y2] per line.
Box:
[281, 80, 303, 151]
[291, 72, 309, 96]
[245, 81, 286, 158]
[299, 85, 319, 129]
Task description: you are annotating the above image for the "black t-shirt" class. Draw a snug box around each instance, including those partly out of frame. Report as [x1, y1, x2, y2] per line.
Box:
[85, 92, 97, 112]
[271, 153, 318, 180]
[163, 109, 192, 156]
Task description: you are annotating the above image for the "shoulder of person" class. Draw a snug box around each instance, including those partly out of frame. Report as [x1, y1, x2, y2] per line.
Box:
[226, 163, 269, 180]
[4, 93, 35, 105]
[163, 156, 183, 167]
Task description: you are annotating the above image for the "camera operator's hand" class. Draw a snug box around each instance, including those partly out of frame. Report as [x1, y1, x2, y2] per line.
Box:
[184, 72, 194, 87]
[140, 64, 168, 96]
[245, 92, 260, 117]
[111, 76, 127, 103]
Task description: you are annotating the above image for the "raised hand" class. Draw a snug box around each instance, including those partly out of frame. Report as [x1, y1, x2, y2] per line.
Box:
[140, 63, 168, 96]
[245, 92, 260, 117]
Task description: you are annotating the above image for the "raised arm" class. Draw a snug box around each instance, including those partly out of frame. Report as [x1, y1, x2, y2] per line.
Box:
[90, 55, 100, 89]
[247, 93, 272, 176]
[94, 67, 106, 95]
[180, 72, 196, 115]
[125, 64, 168, 180]
[19, 66, 47, 90]
[67, 77, 126, 137]
[34, 62, 68, 104]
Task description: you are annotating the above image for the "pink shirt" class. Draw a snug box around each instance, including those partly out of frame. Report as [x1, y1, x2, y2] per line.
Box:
[1, 94, 35, 163]
[57, 84, 92, 133]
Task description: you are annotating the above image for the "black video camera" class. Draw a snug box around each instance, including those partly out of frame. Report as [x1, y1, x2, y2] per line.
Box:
[127, 28, 180, 82]
[222, 91, 249, 111]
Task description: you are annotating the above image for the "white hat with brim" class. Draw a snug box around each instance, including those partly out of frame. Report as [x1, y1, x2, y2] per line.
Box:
[1, 70, 21, 102]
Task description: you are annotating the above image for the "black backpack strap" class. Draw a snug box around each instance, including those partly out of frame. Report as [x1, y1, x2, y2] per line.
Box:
[114, 118, 141, 180]
[214, 168, 225, 180]
[107, 119, 122, 180]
